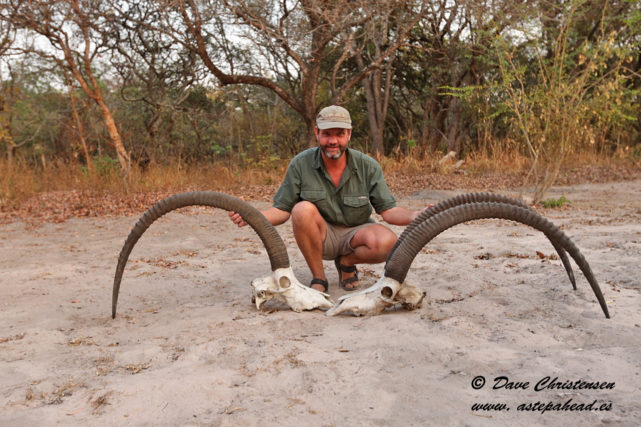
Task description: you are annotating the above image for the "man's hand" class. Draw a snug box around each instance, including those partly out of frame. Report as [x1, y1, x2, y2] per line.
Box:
[411, 204, 435, 221]
[227, 195, 248, 227]
[228, 211, 248, 227]
[228, 206, 291, 227]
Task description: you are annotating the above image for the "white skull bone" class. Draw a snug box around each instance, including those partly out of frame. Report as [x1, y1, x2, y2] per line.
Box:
[251, 267, 335, 312]
[325, 276, 425, 317]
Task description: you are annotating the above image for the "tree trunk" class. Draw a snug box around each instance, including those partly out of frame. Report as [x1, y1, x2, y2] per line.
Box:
[303, 72, 318, 148]
[302, 54, 321, 148]
[358, 55, 385, 155]
[447, 96, 462, 154]
[305, 120, 317, 148]
[69, 88, 93, 173]
[1, 94, 15, 164]
[6, 144, 14, 164]
[421, 94, 446, 152]
[367, 109, 384, 155]
[95, 95, 130, 173]
[189, 115, 204, 156]
[146, 110, 161, 150]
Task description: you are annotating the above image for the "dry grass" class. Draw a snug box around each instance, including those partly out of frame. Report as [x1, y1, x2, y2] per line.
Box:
[90, 392, 112, 415]
[0, 158, 287, 208]
[438, 147, 638, 176]
[1, 148, 638, 209]
[378, 146, 637, 176]
[463, 148, 532, 175]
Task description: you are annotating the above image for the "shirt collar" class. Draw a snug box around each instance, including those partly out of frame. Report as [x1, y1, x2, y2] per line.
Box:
[312, 146, 323, 169]
[346, 148, 359, 175]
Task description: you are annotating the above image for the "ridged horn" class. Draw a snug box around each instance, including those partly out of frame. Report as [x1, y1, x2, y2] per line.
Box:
[390, 192, 577, 289]
[112, 191, 289, 318]
[385, 202, 609, 318]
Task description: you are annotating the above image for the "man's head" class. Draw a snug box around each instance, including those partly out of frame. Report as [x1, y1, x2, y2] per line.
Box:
[315, 105, 352, 160]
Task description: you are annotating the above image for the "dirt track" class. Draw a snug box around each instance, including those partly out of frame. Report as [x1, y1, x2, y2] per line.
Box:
[1, 179, 640, 425]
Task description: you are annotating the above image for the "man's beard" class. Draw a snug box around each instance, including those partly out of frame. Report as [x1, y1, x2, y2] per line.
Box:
[323, 146, 345, 159]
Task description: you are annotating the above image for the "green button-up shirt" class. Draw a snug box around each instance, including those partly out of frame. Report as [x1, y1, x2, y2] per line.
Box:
[273, 147, 397, 226]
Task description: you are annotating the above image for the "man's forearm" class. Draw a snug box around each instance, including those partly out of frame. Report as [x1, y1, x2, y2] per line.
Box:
[261, 206, 291, 226]
[380, 206, 421, 226]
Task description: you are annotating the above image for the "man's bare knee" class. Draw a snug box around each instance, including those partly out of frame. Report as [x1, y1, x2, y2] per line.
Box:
[291, 202, 325, 237]
[291, 201, 322, 222]
[379, 232, 396, 254]
[349, 225, 397, 262]
[371, 230, 396, 258]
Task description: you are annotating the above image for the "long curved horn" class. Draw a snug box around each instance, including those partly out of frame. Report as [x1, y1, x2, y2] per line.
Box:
[389, 192, 577, 290]
[112, 191, 289, 318]
[385, 202, 609, 318]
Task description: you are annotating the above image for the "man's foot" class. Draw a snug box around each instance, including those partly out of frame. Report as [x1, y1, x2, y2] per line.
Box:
[334, 256, 361, 291]
[310, 278, 329, 293]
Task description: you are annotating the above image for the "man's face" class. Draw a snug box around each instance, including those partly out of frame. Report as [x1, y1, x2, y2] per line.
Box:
[316, 127, 352, 160]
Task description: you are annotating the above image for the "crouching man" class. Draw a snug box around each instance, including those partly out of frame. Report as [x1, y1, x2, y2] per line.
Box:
[229, 105, 424, 292]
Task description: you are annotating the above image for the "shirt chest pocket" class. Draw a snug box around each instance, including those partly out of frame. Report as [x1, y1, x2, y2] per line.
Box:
[342, 194, 372, 225]
[343, 195, 369, 208]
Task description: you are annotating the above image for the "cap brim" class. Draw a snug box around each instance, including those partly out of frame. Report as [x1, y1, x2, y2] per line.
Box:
[316, 121, 352, 130]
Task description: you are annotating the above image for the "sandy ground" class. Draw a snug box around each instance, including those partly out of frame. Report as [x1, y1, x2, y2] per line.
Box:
[1, 180, 640, 426]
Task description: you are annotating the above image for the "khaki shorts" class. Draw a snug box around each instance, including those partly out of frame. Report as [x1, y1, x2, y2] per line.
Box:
[322, 222, 373, 260]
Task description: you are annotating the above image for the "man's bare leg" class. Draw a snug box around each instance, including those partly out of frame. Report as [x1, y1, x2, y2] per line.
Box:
[291, 201, 327, 291]
[338, 224, 397, 289]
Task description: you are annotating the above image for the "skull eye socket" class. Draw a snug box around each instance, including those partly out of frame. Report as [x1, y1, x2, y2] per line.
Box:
[279, 276, 291, 289]
[381, 286, 393, 299]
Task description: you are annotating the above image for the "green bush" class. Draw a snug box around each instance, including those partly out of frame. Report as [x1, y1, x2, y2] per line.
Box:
[542, 196, 570, 208]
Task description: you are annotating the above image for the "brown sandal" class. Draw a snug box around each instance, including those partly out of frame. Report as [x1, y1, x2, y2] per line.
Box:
[334, 257, 360, 291]
[309, 278, 329, 293]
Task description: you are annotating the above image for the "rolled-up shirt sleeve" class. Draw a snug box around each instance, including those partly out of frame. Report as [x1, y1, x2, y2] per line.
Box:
[367, 162, 396, 214]
[272, 162, 301, 213]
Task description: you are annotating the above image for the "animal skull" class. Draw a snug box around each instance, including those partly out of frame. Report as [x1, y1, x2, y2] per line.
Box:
[251, 267, 335, 312]
[325, 276, 426, 317]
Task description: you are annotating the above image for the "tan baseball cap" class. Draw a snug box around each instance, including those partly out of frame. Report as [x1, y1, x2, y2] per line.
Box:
[316, 105, 352, 129]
